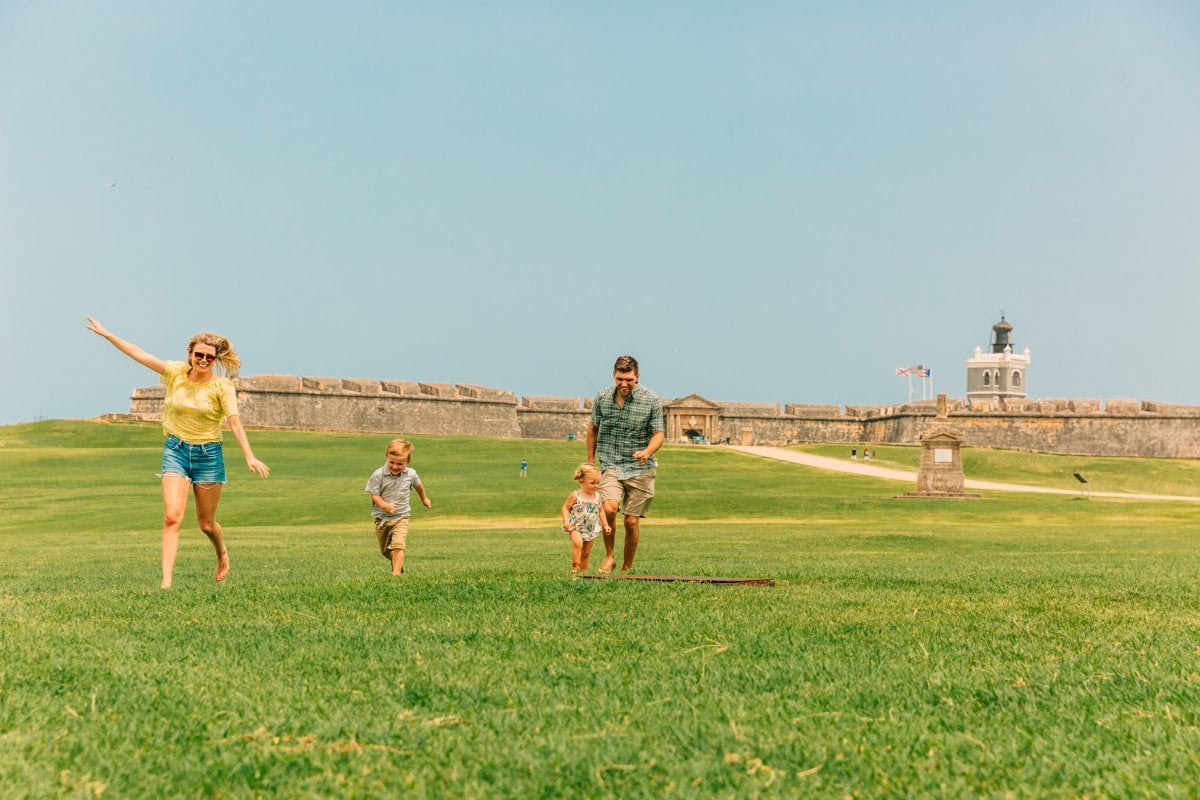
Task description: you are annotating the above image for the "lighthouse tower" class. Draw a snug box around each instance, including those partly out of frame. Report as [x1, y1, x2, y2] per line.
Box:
[965, 315, 1030, 403]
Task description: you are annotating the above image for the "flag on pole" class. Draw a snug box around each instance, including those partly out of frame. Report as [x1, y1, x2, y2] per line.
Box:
[918, 368, 931, 377]
[896, 367, 909, 376]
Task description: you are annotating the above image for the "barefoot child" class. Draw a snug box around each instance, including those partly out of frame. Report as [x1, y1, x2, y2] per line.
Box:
[366, 439, 432, 575]
[560, 464, 610, 572]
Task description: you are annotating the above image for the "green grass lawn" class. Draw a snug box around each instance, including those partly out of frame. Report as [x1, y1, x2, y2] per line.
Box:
[2, 421, 1199, 798]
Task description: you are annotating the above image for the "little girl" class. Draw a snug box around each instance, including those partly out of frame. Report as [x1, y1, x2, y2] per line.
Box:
[560, 464, 611, 572]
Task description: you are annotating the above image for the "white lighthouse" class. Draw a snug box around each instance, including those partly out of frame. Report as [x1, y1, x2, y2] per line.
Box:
[965, 315, 1030, 403]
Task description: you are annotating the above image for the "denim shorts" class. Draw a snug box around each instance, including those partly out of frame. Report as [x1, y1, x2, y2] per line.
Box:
[160, 435, 227, 484]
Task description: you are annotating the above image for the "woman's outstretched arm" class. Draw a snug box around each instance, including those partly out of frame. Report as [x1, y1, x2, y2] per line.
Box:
[86, 316, 168, 375]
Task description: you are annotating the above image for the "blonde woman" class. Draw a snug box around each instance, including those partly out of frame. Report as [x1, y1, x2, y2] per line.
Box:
[86, 316, 269, 588]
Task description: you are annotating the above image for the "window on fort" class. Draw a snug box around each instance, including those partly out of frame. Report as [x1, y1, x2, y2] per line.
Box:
[982, 372, 991, 386]
[1012, 371, 1022, 387]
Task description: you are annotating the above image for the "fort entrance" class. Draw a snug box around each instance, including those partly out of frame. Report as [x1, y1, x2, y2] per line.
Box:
[664, 394, 721, 444]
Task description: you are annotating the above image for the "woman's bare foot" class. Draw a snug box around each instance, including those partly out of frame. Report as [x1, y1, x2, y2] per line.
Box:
[215, 550, 230, 582]
[598, 559, 614, 573]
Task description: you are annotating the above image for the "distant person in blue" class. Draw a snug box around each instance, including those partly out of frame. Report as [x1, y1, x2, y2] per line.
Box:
[586, 355, 664, 573]
[520, 458, 528, 478]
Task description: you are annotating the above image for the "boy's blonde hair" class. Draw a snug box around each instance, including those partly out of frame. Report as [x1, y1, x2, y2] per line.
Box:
[386, 438, 413, 460]
[572, 463, 601, 483]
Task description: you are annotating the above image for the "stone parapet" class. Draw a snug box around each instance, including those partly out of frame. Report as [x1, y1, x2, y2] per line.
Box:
[1000, 398, 1034, 412]
[455, 384, 518, 403]
[418, 382, 456, 398]
[845, 405, 888, 418]
[237, 375, 301, 392]
[341, 379, 382, 395]
[382, 381, 422, 396]
[783, 404, 842, 418]
[1142, 401, 1200, 415]
[301, 377, 342, 392]
[719, 402, 781, 417]
[1104, 399, 1142, 415]
[522, 396, 584, 411]
[129, 386, 165, 418]
[122, 375, 1200, 457]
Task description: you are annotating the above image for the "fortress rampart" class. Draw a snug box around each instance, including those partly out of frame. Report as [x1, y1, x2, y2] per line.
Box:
[120, 376, 1200, 458]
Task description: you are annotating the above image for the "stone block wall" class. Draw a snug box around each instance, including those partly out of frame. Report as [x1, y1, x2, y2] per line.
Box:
[129, 377, 522, 438]
[124, 376, 1200, 458]
[834, 401, 1200, 458]
[516, 396, 591, 440]
[782, 404, 842, 419]
[719, 402, 782, 417]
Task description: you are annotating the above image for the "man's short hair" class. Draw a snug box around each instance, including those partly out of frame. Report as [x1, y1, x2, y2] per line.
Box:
[613, 355, 639, 374]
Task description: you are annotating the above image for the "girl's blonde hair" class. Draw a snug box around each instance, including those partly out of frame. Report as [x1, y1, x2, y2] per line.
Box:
[188, 332, 241, 378]
[572, 463, 601, 483]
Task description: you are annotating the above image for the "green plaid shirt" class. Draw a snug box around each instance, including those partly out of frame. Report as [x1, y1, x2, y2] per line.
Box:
[590, 385, 664, 479]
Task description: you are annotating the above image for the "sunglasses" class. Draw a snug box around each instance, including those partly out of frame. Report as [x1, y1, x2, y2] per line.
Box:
[192, 352, 218, 362]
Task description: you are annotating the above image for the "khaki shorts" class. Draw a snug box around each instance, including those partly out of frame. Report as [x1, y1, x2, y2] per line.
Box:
[374, 516, 410, 558]
[599, 468, 656, 518]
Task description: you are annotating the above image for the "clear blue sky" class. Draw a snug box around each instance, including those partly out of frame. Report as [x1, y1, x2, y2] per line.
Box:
[3, 2, 1198, 425]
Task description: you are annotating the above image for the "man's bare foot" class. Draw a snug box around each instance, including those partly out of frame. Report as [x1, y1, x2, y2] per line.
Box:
[161, 580, 172, 589]
[215, 550, 230, 582]
[598, 559, 614, 573]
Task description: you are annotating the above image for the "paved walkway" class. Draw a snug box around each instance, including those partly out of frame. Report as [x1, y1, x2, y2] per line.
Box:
[726, 445, 1200, 503]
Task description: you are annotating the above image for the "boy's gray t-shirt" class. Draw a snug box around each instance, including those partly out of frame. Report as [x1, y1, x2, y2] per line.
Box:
[366, 465, 422, 519]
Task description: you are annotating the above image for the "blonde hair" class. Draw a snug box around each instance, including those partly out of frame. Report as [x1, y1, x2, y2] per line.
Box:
[386, 438, 413, 460]
[572, 463, 601, 483]
[188, 332, 241, 378]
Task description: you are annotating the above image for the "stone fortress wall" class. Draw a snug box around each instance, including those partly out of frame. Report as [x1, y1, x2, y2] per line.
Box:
[126, 376, 592, 441]
[121, 376, 1200, 458]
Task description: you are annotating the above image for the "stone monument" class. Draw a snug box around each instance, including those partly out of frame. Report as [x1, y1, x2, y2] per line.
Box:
[904, 393, 980, 499]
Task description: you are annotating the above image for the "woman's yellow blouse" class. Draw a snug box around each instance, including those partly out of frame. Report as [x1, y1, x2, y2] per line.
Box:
[160, 361, 239, 443]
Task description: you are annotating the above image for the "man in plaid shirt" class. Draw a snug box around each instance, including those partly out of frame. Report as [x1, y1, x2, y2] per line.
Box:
[587, 355, 665, 573]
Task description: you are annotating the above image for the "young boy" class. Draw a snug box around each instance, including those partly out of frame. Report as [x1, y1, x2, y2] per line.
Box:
[365, 438, 432, 575]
